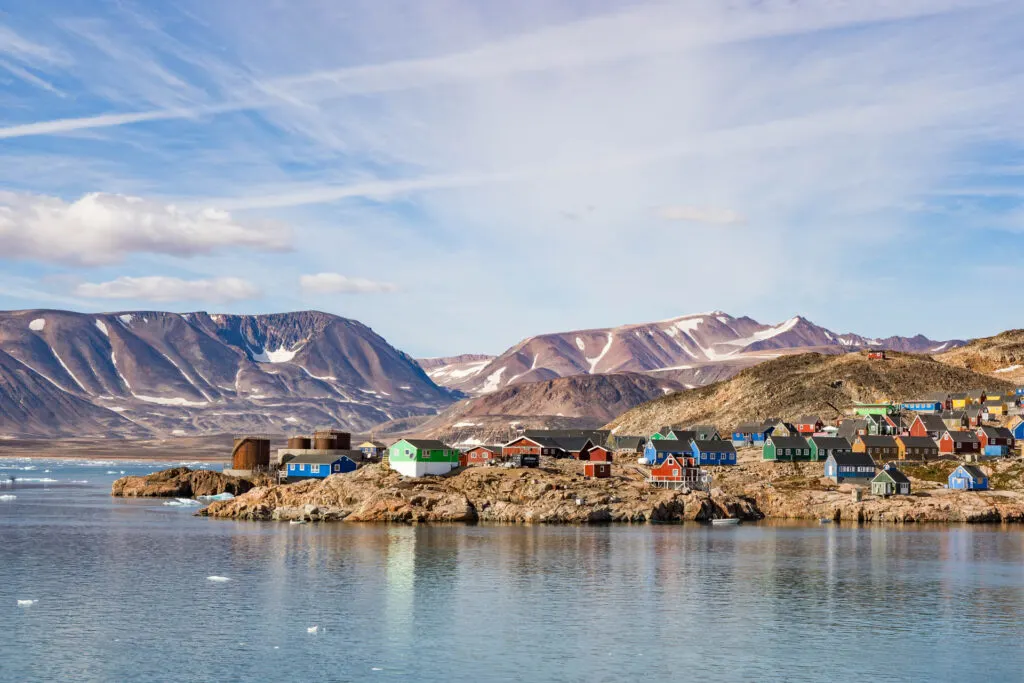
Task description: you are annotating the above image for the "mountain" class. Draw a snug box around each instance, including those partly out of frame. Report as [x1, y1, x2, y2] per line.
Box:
[934, 329, 1024, 383]
[0, 309, 456, 438]
[606, 350, 1010, 437]
[398, 372, 686, 446]
[427, 311, 963, 395]
[417, 354, 496, 386]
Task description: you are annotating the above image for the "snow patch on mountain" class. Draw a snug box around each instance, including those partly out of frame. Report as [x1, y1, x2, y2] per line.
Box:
[250, 345, 300, 363]
[586, 333, 614, 373]
[94, 320, 108, 336]
[29, 318, 45, 331]
[132, 395, 209, 407]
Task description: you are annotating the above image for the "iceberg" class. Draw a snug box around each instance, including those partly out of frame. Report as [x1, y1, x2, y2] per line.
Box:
[17, 599, 36, 606]
[206, 576, 231, 582]
[197, 492, 234, 502]
[0, 495, 15, 501]
[163, 498, 201, 507]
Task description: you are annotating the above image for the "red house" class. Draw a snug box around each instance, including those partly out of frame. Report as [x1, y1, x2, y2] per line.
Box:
[460, 445, 501, 467]
[868, 350, 886, 360]
[582, 445, 613, 462]
[584, 462, 611, 478]
[977, 426, 1015, 450]
[909, 414, 945, 439]
[938, 430, 981, 455]
[795, 415, 824, 435]
[649, 454, 700, 484]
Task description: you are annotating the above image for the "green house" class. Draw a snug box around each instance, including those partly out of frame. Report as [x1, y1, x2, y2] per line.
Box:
[762, 435, 811, 461]
[388, 438, 460, 478]
[807, 436, 853, 463]
[871, 465, 911, 497]
[852, 403, 897, 417]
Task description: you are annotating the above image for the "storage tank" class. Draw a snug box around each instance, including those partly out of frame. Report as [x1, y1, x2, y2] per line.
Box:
[232, 436, 271, 470]
[313, 432, 337, 451]
[287, 436, 312, 450]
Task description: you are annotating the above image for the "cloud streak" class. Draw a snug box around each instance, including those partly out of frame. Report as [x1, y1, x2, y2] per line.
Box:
[75, 276, 260, 302]
[300, 273, 397, 294]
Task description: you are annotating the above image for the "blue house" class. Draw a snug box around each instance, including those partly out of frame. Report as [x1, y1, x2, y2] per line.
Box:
[901, 399, 943, 413]
[824, 452, 876, 483]
[691, 439, 737, 466]
[1010, 419, 1024, 441]
[286, 453, 358, 480]
[1016, 387, 1024, 397]
[732, 421, 772, 446]
[948, 465, 989, 491]
[642, 439, 693, 465]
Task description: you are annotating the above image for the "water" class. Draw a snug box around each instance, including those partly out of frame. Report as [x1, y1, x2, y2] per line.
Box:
[3, 459, 1024, 682]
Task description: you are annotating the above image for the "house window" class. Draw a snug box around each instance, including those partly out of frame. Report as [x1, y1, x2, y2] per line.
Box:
[310, 464, 320, 474]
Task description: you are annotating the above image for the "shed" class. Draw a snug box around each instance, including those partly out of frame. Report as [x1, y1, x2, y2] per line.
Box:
[584, 462, 611, 479]
[824, 451, 876, 483]
[794, 415, 825, 434]
[871, 464, 911, 496]
[948, 464, 988, 491]
[762, 435, 811, 461]
[583, 445, 613, 462]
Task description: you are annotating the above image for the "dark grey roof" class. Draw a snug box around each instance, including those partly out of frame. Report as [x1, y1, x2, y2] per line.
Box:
[693, 439, 736, 453]
[963, 406, 982, 417]
[735, 422, 767, 433]
[767, 436, 810, 449]
[797, 415, 822, 424]
[837, 419, 868, 438]
[897, 436, 939, 449]
[830, 451, 876, 467]
[977, 426, 1002, 438]
[614, 436, 645, 449]
[966, 389, 989, 398]
[667, 430, 696, 443]
[959, 464, 987, 480]
[945, 430, 980, 444]
[552, 437, 594, 452]
[289, 451, 359, 465]
[649, 439, 693, 453]
[464, 445, 502, 454]
[940, 410, 966, 420]
[877, 465, 910, 484]
[689, 424, 718, 434]
[916, 414, 947, 432]
[983, 399, 1004, 407]
[810, 436, 852, 450]
[858, 435, 898, 448]
[403, 439, 453, 450]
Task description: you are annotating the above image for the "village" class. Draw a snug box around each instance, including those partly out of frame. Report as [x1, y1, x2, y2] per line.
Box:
[231, 378, 1024, 509]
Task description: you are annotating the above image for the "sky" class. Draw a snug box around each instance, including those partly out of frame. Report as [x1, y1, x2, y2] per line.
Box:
[1, 0, 1024, 358]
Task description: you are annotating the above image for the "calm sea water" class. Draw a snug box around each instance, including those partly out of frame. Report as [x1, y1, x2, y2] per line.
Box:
[3, 458, 1024, 682]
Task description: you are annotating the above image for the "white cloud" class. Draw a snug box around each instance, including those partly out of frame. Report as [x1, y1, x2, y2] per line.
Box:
[0, 191, 290, 266]
[75, 276, 260, 303]
[659, 206, 743, 225]
[299, 273, 397, 295]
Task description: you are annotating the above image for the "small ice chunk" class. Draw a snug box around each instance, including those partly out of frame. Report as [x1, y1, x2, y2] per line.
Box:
[164, 498, 201, 507]
[0, 495, 15, 501]
[17, 599, 36, 606]
[206, 576, 231, 582]
[307, 625, 319, 634]
[197, 492, 234, 502]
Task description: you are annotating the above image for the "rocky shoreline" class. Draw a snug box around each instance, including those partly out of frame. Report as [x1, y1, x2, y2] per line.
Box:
[111, 455, 1024, 525]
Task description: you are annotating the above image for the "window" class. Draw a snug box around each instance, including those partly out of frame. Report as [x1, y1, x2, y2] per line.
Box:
[310, 464, 320, 474]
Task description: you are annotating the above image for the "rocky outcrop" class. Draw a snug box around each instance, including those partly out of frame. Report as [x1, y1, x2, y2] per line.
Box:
[198, 462, 761, 524]
[111, 467, 262, 498]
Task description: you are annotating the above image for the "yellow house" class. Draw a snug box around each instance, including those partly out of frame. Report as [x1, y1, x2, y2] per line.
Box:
[950, 393, 970, 410]
[985, 401, 1006, 417]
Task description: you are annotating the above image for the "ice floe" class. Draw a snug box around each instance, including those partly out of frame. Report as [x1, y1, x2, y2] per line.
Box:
[197, 492, 234, 502]
[206, 576, 231, 582]
[0, 495, 15, 501]
[164, 498, 201, 507]
[17, 599, 36, 606]
[307, 625, 319, 634]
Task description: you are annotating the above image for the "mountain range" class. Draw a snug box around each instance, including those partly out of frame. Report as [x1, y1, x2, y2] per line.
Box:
[420, 311, 962, 396]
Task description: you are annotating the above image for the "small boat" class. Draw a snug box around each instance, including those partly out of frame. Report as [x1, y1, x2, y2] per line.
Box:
[819, 518, 832, 524]
[711, 518, 740, 526]
[289, 520, 308, 525]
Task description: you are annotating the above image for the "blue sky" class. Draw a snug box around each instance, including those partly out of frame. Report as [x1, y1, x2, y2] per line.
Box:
[1, 0, 1024, 357]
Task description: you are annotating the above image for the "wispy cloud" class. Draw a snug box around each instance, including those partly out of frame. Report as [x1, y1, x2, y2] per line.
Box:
[299, 273, 397, 294]
[75, 276, 260, 302]
[659, 206, 743, 225]
[0, 191, 291, 266]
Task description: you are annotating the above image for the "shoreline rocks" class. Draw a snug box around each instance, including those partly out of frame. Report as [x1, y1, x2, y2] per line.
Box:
[111, 467, 263, 499]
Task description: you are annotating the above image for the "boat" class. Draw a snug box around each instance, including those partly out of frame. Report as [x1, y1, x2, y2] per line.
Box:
[711, 518, 740, 526]
[289, 520, 308, 525]
[819, 518, 832, 524]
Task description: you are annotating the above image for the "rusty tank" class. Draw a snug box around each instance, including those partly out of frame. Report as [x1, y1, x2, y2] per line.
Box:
[287, 436, 312, 450]
[232, 436, 271, 470]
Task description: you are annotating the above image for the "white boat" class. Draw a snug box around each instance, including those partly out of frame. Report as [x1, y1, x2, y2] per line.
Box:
[711, 518, 740, 526]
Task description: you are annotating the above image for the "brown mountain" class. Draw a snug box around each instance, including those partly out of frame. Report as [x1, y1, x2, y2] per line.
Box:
[427, 311, 962, 395]
[935, 329, 1024, 383]
[0, 309, 456, 438]
[606, 350, 1010, 437]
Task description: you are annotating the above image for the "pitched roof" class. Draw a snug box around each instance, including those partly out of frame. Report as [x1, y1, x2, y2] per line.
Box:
[858, 435, 898, 448]
[359, 440, 387, 449]
[837, 419, 868, 438]
[877, 465, 910, 484]
[897, 436, 939, 449]
[978, 426, 1014, 440]
[667, 430, 697, 443]
[289, 451, 359, 465]
[939, 410, 966, 420]
[767, 435, 810, 449]
[465, 445, 502, 454]
[649, 439, 693, 453]
[797, 415, 822, 424]
[551, 437, 593, 452]
[958, 464, 987, 480]
[693, 439, 736, 453]
[944, 430, 980, 444]
[614, 436, 645, 449]
[403, 439, 453, 450]
[916, 414, 947, 432]
[735, 422, 767, 433]
[689, 424, 718, 433]
[809, 436, 852, 450]
[830, 451, 876, 467]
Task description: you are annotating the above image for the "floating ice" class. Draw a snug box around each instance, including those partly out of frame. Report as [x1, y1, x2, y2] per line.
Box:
[307, 625, 319, 634]
[164, 498, 201, 507]
[19, 478, 57, 483]
[0, 495, 15, 501]
[197, 492, 234, 502]
[17, 599, 36, 606]
[206, 576, 231, 582]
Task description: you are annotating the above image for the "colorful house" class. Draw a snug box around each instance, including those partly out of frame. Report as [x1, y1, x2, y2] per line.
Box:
[642, 439, 693, 465]
[460, 445, 501, 467]
[388, 439, 460, 477]
[688, 425, 720, 441]
[357, 441, 387, 459]
[614, 436, 646, 454]
[852, 403, 897, 417]
[808, 436, 852, 462]
[824, 451, 876, 483]
[503, 435, 573, 459]
[731, 422, 772, 445]
[895, 436, 939, 461]
[583, 462, 611, 479]
[939, 411, 969, 431]
[794, 415, 824, 435]
[852, 435, 898, 461]
[937, 430, 981, 456]
[583, 445, 613, 462]
[901, 399, 943, 413]
[690, 439, 737, 466]
[1009, 416, 1024, 441]
[763, 419, 795, 438]
[286, 453, 358, 480]
[982, 399, 1006, 418]
[837, 419, 869, 441]
[962, 406, 983, 428]
[977, 426, 1014, 457]
[664, 429, 697, 444]
[649, 453, 701, 485]
[762, 435, 811, 461]
[909, 414, 946, 439]
[948, 464, 988, 491]
[871, 464, 911, 496]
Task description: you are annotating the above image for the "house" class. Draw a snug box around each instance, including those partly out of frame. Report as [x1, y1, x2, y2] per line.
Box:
[977, 426, 1015, 457]
[871, 464, 911, 496]
[555, 437, 596, 460]
[808, 436, 853, 462]
[909, 414, 946, 439]
[966, 389, 989, 405]
[286, 453, 358, 480]
[867, 350, 886, 360]
[525, 429, 610, 445]
[690, 439, 737, 466]
[837, 419, 869, 441]
[762, 435, 811, 461]
[649, 453, 701, 485]
[763, 419, 795, 438]
[901, 399, 943, 413]
[983, 399, 1006, 418]
[460, 445, 501, 467]
[388, 439, 460, 477]
[688, 425, 720, 441]
[642, 439, 694, 465]
[962, 405, 983, 428]
[731, 422, 773, 445]
[865, 413, 901, 436]
[357, 441, 387, 459]
[583, 445, 613, 462]
[895, 436, 939, 461]
[852, 435, 899, 461]
[1016, 386, 1024, 397]
[824, 451, 876, 483]
[794, 415, 825, 435]
[503, 435, 586, 460]
[613, 436, 646, 454]
[664, 429, 697, 444]
[1009, 415, 1024, 441]
[948, 464, 989, 491]
[937, 430, 981, 456]
[939, 410, 969, 431]
[583, 462, 611, 479]
[852, 403, 896, 417]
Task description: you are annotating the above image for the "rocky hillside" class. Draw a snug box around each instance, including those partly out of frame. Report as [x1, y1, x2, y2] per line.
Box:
[412, 372, 685, 445]
[0, 309, 456, 438]
[607, 350, 1010, 436]
[429, 311, 962, 395]
[935, 329, 1024, 383]
[418, 354, 495, 386]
